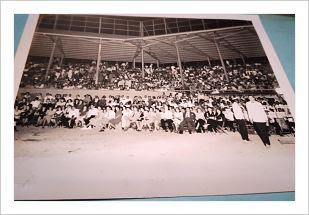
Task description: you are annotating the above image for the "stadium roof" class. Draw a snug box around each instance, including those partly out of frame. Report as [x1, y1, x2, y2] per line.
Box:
[29, 14, 267, 64]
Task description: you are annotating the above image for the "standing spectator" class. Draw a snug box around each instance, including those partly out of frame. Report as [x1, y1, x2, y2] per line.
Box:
[232, 98, 250, 142]
[246, 96, 271, 147]
[223, 107, 236, 132]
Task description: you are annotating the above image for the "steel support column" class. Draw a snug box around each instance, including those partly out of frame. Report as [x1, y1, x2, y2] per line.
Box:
[233, 58, 237, 65]
[202, 19, 206, 30]
[175, 42, 184, 87]
[152, 20, 155, 35]
[207, 57, 211, 67]
[133, 58, 136, 68]
[141, 46, 145, 78]
[53, 14, 59, 30]
[99, 17, 102, 34]
[140, 21, 144, 37]
[214, 36, 229, 82]
[156, 60, 159, 68]
[59, 54, 64, 67]
[95, 39, 102, 85]
[45, 40, 57, 80]
[164, 18, 168, 34]
[241, 54, 246, 66]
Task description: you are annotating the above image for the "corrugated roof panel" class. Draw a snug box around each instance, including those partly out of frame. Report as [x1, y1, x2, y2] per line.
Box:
[29, 25, 266, 64]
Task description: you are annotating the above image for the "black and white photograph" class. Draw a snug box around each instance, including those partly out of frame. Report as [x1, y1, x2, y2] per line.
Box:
[13, 14, 296, 201]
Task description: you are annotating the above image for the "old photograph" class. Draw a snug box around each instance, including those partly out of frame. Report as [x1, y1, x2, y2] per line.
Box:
[14, 14, 295, 200]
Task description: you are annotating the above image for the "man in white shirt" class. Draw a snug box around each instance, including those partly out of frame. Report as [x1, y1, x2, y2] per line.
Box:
[161, 107, 174, 132]
[232, 98, 249, 141]
[84, 104, 98, 126]
[246, 96, 271, 147]
[223, 107, 236, 132]
[64, 105, 78, 128]
[30, 97, 41, 109]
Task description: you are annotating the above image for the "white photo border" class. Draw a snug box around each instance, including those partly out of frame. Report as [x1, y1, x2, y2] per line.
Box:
[1, 1, 308, 214]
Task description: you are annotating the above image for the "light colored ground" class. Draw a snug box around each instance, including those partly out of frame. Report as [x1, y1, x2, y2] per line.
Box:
[14, 127, 295, 200]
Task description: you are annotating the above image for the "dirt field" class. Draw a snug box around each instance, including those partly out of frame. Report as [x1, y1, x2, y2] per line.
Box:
[14, 127, 295, 200]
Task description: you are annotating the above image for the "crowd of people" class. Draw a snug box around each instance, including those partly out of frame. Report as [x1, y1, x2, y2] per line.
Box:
[14, 91, 294, 147]
[19, 59, 279, 92]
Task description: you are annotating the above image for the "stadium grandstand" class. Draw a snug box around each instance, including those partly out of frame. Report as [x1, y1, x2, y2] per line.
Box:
[19, 14, 279, 95]
[15, 15, 293, 133]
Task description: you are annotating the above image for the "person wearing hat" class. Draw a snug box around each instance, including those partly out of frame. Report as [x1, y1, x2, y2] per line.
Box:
[246, 96, 271, 147]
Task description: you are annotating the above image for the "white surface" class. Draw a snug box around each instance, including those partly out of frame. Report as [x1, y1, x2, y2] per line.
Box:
[15, 128, 294, 200]
[1, 1, 308, 214]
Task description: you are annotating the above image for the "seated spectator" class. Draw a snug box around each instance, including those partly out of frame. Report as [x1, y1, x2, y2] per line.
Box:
[179, 107, 196, 134]
[13, 90, 294, 139]
[160, 107, 174, 132]
[195, 107, 206, 133]
[42, 106, 55, 128]
[19, 60, 279, 92]
[173, 107, 184, 132]
[84, 104, 98, 127]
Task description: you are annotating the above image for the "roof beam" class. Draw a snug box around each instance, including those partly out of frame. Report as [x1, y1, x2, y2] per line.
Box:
[124, 25, 254, 42]
[197, 33, 247, 58]
[175, 35, 199, 43]
[36, 31, 126, 42]
[133, 45, 142, 59]
[215, 29, 246, 40]
[154, 37, 215, 60]
[46, 35, 65, 57]
[36, 25, 254, 45]
[182, 40, 214, 60]
[144, 48, 160, 62]
[245, 27, 258, 36]
[57, 38, 65, 57]
[143, 41, 161, 48]
[152, 45, 177, 59]
[127, 40, 160, 62]
[220, 37, 247, 58]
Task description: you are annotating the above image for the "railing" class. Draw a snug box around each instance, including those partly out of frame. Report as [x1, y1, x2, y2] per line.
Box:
[18, 87, 278, 99]
[37, 14, 251, 38]
[173, 89, 277, 95]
